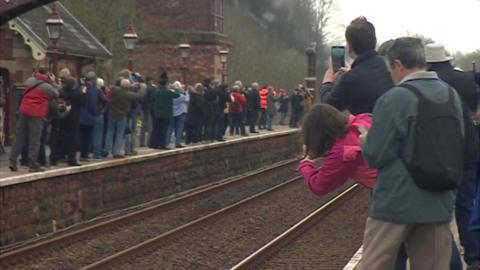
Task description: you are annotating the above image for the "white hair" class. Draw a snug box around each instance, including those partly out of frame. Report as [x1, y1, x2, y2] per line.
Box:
[120, 79, 131, 88]
[96, 78, 105, 88]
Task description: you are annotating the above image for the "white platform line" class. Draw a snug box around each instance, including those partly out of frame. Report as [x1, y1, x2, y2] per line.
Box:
[343, 245, 363, 270]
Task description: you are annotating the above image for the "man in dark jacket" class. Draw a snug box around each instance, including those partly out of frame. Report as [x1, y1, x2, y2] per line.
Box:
[9, 67, 59, 172]
[214, 83, 231, 141]
[79, 71, 99, 161]
[202, 78, 217, 141]
[426, 43, 480, 269]
[151, 72, 179, 149]
[320, 17, 393, 115]
[139, 76, 155, 147]
[246, 82, 261, 133]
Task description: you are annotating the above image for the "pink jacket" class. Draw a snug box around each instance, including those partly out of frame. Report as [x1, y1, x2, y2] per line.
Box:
[298, 114, 377, 196]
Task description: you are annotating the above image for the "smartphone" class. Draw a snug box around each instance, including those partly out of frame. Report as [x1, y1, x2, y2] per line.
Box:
[331, 46, 345, 72]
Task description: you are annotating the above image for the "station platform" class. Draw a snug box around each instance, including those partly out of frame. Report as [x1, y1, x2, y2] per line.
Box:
[0, 126, 301, 247]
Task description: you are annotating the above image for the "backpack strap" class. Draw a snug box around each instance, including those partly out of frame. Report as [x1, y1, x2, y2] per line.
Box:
[24, 81, 45, 96]
[400, 83, 423, 99]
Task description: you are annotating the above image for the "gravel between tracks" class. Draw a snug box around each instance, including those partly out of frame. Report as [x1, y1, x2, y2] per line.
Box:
[116, 181, 355, 269]
[255, 189, 370, 270]
[5, 163, 298, 270]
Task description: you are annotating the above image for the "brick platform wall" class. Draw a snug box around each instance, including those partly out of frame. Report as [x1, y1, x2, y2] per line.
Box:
[0, 131, 301, 246]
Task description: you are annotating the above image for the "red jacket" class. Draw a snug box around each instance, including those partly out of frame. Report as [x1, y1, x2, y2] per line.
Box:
[20, 72, 59, 118]
[298, 114, 377, 196]
[259, 88, 269, 109]
[229, 91, 246, 114]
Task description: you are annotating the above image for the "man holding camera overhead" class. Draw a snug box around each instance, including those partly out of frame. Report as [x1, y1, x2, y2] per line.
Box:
[320, 17, 393, 115]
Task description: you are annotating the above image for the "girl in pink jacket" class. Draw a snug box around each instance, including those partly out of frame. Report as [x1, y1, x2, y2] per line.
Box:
[298, 104, 376, 196]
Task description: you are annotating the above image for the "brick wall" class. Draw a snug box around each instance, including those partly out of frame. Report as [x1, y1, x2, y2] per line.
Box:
[133, 43, 222, 85]
[137, 0, 223, 34]
[0, 131, 301, 246]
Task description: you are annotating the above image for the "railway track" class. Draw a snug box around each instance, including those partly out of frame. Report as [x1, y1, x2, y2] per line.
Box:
[231, 184, 367, 270]
[0, 159, 299, 269]
[79, 181, 357, 269]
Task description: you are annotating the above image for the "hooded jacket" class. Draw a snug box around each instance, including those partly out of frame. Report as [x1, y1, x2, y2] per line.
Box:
[298, 114, 376, 196]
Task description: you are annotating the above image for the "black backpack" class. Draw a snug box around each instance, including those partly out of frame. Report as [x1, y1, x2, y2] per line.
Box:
[401, 83, 464, 191]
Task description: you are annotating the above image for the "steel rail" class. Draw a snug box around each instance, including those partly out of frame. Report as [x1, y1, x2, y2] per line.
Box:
[81, 176, 304, 270]
[0, 158, 298, 267]
[230, 184, 361, 270]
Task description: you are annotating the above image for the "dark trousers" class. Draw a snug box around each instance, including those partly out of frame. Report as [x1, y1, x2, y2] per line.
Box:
[214, 108, 225, 140]
[79, 124, 93, 158]
[455, 162, 480, 265]
[9, 114, 43, 167]
[230, 113, 246, 135]
[49, 121, 63, 164]
[185, 122, 203, 144]
[291, 107, 304, 128]
[61, 121, 80, 165]
[152, 117, 170, 148]
[247, 109, 258, 133]
[258, 109, 266, 129]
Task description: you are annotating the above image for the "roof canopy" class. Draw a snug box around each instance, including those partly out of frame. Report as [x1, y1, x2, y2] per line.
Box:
[0, 0, 55, 25]
[8, 1, 112, 60]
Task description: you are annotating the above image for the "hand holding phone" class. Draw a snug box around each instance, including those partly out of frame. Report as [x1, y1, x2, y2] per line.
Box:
[331, 46, 346, 73]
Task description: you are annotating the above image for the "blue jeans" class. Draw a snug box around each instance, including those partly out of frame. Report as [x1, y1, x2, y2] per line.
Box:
[166, 113, 186, 147]
[266, 113, 274, 130]
[124, 109, 139, 155]
[104, 116, 126, 156]
[279, 111, 287, 125]
[456, 162, 480, 265]
[92, 115, 104, 158]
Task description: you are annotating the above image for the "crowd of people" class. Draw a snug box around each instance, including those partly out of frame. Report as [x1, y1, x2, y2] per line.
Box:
[2, 11, 480, 270]
[299, 17, 480, 270]
[2, 66, 315, 172]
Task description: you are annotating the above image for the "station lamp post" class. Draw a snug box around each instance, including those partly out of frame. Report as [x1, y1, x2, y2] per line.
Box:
[45, 3, 64, 77]
[305, 42, 317, 99]
[219, 48, 229, 85]
[123, 23, 138, 72]
[178, 42, 191, 84]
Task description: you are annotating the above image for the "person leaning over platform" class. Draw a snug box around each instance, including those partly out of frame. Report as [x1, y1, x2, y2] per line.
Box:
[360, 37, 465, 270]
[320, 16, 393, 115]
[426, 43, 480, 270]
[9, 67, 59, 172]
[298, 103, 376, 196]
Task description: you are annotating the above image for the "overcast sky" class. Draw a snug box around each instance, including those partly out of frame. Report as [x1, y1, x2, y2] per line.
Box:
[335, 0, 480, 53]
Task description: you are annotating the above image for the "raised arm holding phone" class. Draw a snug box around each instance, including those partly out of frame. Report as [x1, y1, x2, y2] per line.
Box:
[320, 17, 393, 115]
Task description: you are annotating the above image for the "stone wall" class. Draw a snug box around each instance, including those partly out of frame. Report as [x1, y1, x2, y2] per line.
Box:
[0, 131, 301, 246]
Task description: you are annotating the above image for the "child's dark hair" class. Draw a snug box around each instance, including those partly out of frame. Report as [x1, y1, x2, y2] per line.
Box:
[302, 104, 349, 159]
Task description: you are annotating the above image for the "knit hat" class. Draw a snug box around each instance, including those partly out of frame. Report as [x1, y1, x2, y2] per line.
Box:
[86, 71, 97, 82]
[159, 72, 168, 86]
